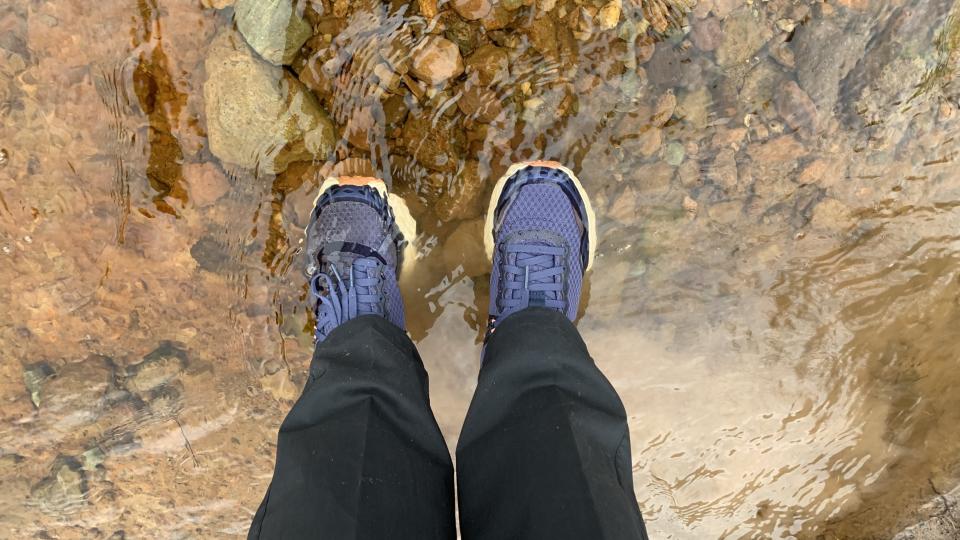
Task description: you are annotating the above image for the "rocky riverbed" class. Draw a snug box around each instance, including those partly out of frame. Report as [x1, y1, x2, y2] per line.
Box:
[1, 0, 959, 537]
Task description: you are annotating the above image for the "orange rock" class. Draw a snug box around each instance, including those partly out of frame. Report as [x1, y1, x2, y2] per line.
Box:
[451, 0, 492, 20]
[418, 0, 439, 18]
[411, 36, 465, 85]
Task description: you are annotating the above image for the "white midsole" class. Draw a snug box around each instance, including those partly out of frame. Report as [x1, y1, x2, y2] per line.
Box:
[482, 162, 598, 271]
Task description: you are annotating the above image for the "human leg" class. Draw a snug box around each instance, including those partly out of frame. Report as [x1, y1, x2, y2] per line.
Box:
[456, 163, 648, 540]
[249, 177, 454, 540]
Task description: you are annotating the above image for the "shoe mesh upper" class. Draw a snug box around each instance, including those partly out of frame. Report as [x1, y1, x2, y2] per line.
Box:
[306, 187, 405, 340]
[489, 168, 588, 328]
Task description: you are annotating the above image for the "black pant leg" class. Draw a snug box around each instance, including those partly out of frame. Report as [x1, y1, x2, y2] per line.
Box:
[249, 316, 455, 540]
[456, 308, 649, 540]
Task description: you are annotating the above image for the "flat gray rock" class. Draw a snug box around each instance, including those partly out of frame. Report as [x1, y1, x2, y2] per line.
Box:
[793, 15, 871, 122]
[233, 0, 312, 65]
[203, 30, 336, 175]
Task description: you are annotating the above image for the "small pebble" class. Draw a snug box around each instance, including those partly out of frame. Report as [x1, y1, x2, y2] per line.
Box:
[620, 71, 641, 99]
[0, 148, 8, 167]
[629, 261, 647, 278]
[939, 102, 956, 122]
[776, 18, 797, 32]
[618, 19, 637, 42]
[597, 0, 622, 30]
[653, 92, 677, 126]
[665, 142, 685, 166]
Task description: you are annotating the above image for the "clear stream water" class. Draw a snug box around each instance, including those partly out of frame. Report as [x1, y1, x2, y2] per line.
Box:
[1, 0, 959, 538]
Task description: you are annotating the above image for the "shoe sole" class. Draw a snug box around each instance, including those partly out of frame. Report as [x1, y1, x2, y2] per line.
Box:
[311, 176, 418, 271]
[483, 162, 598, 271]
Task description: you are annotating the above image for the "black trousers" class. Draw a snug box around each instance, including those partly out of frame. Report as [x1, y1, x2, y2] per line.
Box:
[248, 308, 648, 540]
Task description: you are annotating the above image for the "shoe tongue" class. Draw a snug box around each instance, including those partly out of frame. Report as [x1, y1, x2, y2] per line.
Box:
[321, 252, 359, 279]
[511, 228, 563, 249]
[322, 239, 389, 264]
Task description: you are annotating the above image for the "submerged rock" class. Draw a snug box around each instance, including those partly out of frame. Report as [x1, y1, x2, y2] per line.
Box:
[465, 44, 510, 86]
[411, 36, 465, 85]
[30, 357, 115, 428]
[401, 113, 465, 173]
[653, 92, 677, 126]
[740, 60, 784, 111]
[260, 361, 300, 402]
[691, 16, 722, 52]
[125, 341, 188, 395]
[809, 197, 852, 231]
[203, 30, 337, 175]
[525, 13, 561, 58]
[184, 162, 230, 207]
[190, 235, 241, 274]
[30, 456, 87, 514]
[622, 127, 662, 157]
[682, 195, 699, 217]
[842, 2, 952, 127]
[451, 0, 492, 21]
[233, 0, 312, 65]
[79, 447, 107, 471]
[665, 142, 685, 166]
[716, 9, 772, 68]
[676, 87, 712, 130]
[707, 147, 738, 189]
[458, 84, 503, 123]
[609, 185, 639, 223]
[777, 80, 818, 133]
[793, 15, 871, 120]
[597, 1, 622, 30]
[769, 39, 795, 69]
[418, 0, 439, 18]
[711, 0, 740, 20]
[747, 135, 805, 199]
[442, 11, 482, 57]
[22, 362, 54, 408]
[482, 4, 519, 31]
[633, 161, 675, 194]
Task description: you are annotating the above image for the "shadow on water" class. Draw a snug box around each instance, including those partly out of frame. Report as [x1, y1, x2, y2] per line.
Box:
[133, 0, 189, 218]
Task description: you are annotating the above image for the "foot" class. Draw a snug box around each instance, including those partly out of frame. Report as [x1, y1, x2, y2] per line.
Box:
[484, 161, 597, 335]
[304, 177, 415, 342]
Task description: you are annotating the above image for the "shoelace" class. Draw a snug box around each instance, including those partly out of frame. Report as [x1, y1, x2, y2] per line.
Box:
[310, 256, 385, 341]
[497, 243, 567, 320]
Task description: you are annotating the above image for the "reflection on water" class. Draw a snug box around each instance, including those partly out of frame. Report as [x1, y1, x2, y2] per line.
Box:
[1, 0, 959, 537]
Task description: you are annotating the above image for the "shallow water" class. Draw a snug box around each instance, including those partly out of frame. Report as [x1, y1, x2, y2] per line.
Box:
[2, 0, 960, 538]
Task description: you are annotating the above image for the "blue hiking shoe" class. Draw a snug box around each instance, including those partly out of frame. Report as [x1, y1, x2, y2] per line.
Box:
[484, 162, 597, 336]
[304, 177, 416, 342]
